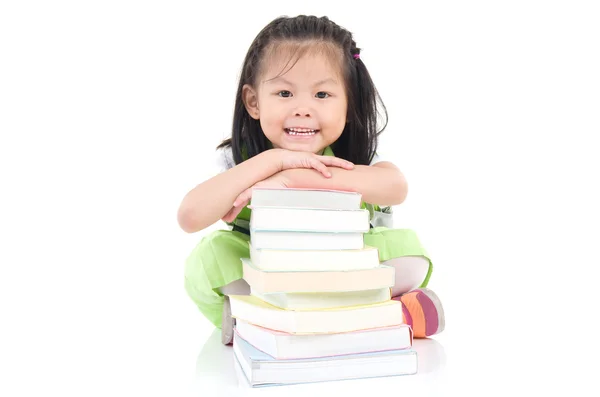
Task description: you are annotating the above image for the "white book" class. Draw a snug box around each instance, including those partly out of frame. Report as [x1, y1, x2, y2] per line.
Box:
[249, 244, 380, 271]
[250, 231, 364, 250]
[249, 207, 370, 233]
[250, 187, 362, 210]
[235, 320, 413, 360]
[233, 334, 417, 387]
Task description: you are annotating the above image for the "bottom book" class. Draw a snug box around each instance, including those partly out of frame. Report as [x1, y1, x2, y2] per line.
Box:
[233, 333, 418, 387]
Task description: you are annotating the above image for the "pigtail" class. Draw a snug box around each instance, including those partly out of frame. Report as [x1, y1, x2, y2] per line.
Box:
[355, 50, 388, 164]
[333, 47, 388, 165]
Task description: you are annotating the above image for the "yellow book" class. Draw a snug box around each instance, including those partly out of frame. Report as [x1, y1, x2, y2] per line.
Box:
[241, 258, 395, 294]
[250, 288, 392, 311]
[229, 295, 404, 335]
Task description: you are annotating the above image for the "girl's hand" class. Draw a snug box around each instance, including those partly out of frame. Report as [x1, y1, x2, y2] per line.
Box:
[221, 172, 292, 223]
[273, 148, 354, 178]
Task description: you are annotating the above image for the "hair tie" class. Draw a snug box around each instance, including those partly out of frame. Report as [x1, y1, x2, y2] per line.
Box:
[353, 53, 360, 60]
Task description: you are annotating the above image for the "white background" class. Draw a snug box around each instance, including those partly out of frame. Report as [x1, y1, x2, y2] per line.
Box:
[1, 1, 599, 396]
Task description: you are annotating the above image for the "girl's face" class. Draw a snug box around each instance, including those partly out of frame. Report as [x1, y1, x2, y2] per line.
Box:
[242, 51, 347, 154]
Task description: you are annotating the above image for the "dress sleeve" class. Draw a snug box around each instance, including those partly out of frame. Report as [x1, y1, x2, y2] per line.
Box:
[370, 152, 384, 165]
[370, 150, 391, 165]
[214, 146, 235, 174]
[370, 139, 398, 166]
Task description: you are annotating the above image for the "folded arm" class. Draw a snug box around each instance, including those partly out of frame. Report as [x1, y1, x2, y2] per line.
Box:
[282, 162, 408, 207]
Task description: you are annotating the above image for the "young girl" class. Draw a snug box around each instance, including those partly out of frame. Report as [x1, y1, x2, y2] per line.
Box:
[178, 15, 445, 345]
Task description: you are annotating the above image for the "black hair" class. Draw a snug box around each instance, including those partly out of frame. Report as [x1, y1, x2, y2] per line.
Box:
[217, 15, 388, 166]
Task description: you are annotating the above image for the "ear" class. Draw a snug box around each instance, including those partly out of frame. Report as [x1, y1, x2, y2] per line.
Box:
[242, 84, 260, 120]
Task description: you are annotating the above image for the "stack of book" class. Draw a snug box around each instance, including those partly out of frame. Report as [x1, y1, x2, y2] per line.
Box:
[229, 187, 417, 387]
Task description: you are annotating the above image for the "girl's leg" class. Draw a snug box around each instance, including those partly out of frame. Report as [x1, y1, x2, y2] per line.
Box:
[365, 225, 446, 339]
[184, 229, 250, 345]
[219, 279, 250, 345]
[384, 256, 445, 338]
[218, 278, 250, 295]
[385, 256, 430, 297]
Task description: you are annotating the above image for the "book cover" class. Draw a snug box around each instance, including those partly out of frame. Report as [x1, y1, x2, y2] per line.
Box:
[250, 287, 391, 310]
[249, 207, 370, 233]
[249, 244, 380, 271]
[250, 187, 362, 210]
[233, 334, 418, 387]
[234, 320, 413, 360]
[229, 295, 404, 334]
[241, 258, 395, 293]
[250, 230, 365, 250]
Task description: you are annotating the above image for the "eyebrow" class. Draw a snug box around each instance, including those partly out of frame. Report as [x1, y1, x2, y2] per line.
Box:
[265, 77, 339, 87]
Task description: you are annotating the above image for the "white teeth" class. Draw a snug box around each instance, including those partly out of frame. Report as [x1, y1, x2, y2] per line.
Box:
[286, 127, 318, 135]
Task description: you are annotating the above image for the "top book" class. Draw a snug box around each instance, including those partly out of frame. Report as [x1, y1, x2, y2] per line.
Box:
[249, 187, 362, 210]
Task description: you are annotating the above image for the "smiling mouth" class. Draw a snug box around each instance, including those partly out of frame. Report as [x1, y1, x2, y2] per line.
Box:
[284, 127, 320, 136]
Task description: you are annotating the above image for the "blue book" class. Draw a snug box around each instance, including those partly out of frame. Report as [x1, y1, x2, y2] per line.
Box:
[233, 334, 418, 388]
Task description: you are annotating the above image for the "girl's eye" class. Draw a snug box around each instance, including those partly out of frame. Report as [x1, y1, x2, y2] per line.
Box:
[278, 91, 292, 98]
[316, 92, 330, 99]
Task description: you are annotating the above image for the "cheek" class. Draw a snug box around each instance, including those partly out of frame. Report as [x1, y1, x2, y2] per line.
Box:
[258, 110, 285, 136]
[261, 114, 284, 130]
[334, 105, 348, 127]
[331, 100, 347, 121]
[259, 99, 285, 122]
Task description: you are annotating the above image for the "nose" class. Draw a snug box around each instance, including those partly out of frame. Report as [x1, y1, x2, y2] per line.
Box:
[293, 107, 312, 117]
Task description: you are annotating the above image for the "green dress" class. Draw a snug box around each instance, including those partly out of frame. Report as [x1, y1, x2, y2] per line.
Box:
[183, 147, 433, 328]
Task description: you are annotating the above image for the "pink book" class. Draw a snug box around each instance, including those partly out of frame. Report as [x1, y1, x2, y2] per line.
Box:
[234, 320, 413, 360]
[249, 187, 362, 210]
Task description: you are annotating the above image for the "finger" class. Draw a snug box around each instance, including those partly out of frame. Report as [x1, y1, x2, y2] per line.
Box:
[222, 208, 236, 223]
[318, 156, 354, 169]
[238, 198, 250, 209]
[231, 199, 249, 220]
[222, 199, 248, 223]
[310, 158, 331, 177]
[233, 189, 252, 207]
[227, 206, 243, 221]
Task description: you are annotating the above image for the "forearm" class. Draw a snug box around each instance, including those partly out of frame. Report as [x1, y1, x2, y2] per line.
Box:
[177, 150, 280, 233]
[285, 164, 408, 207]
